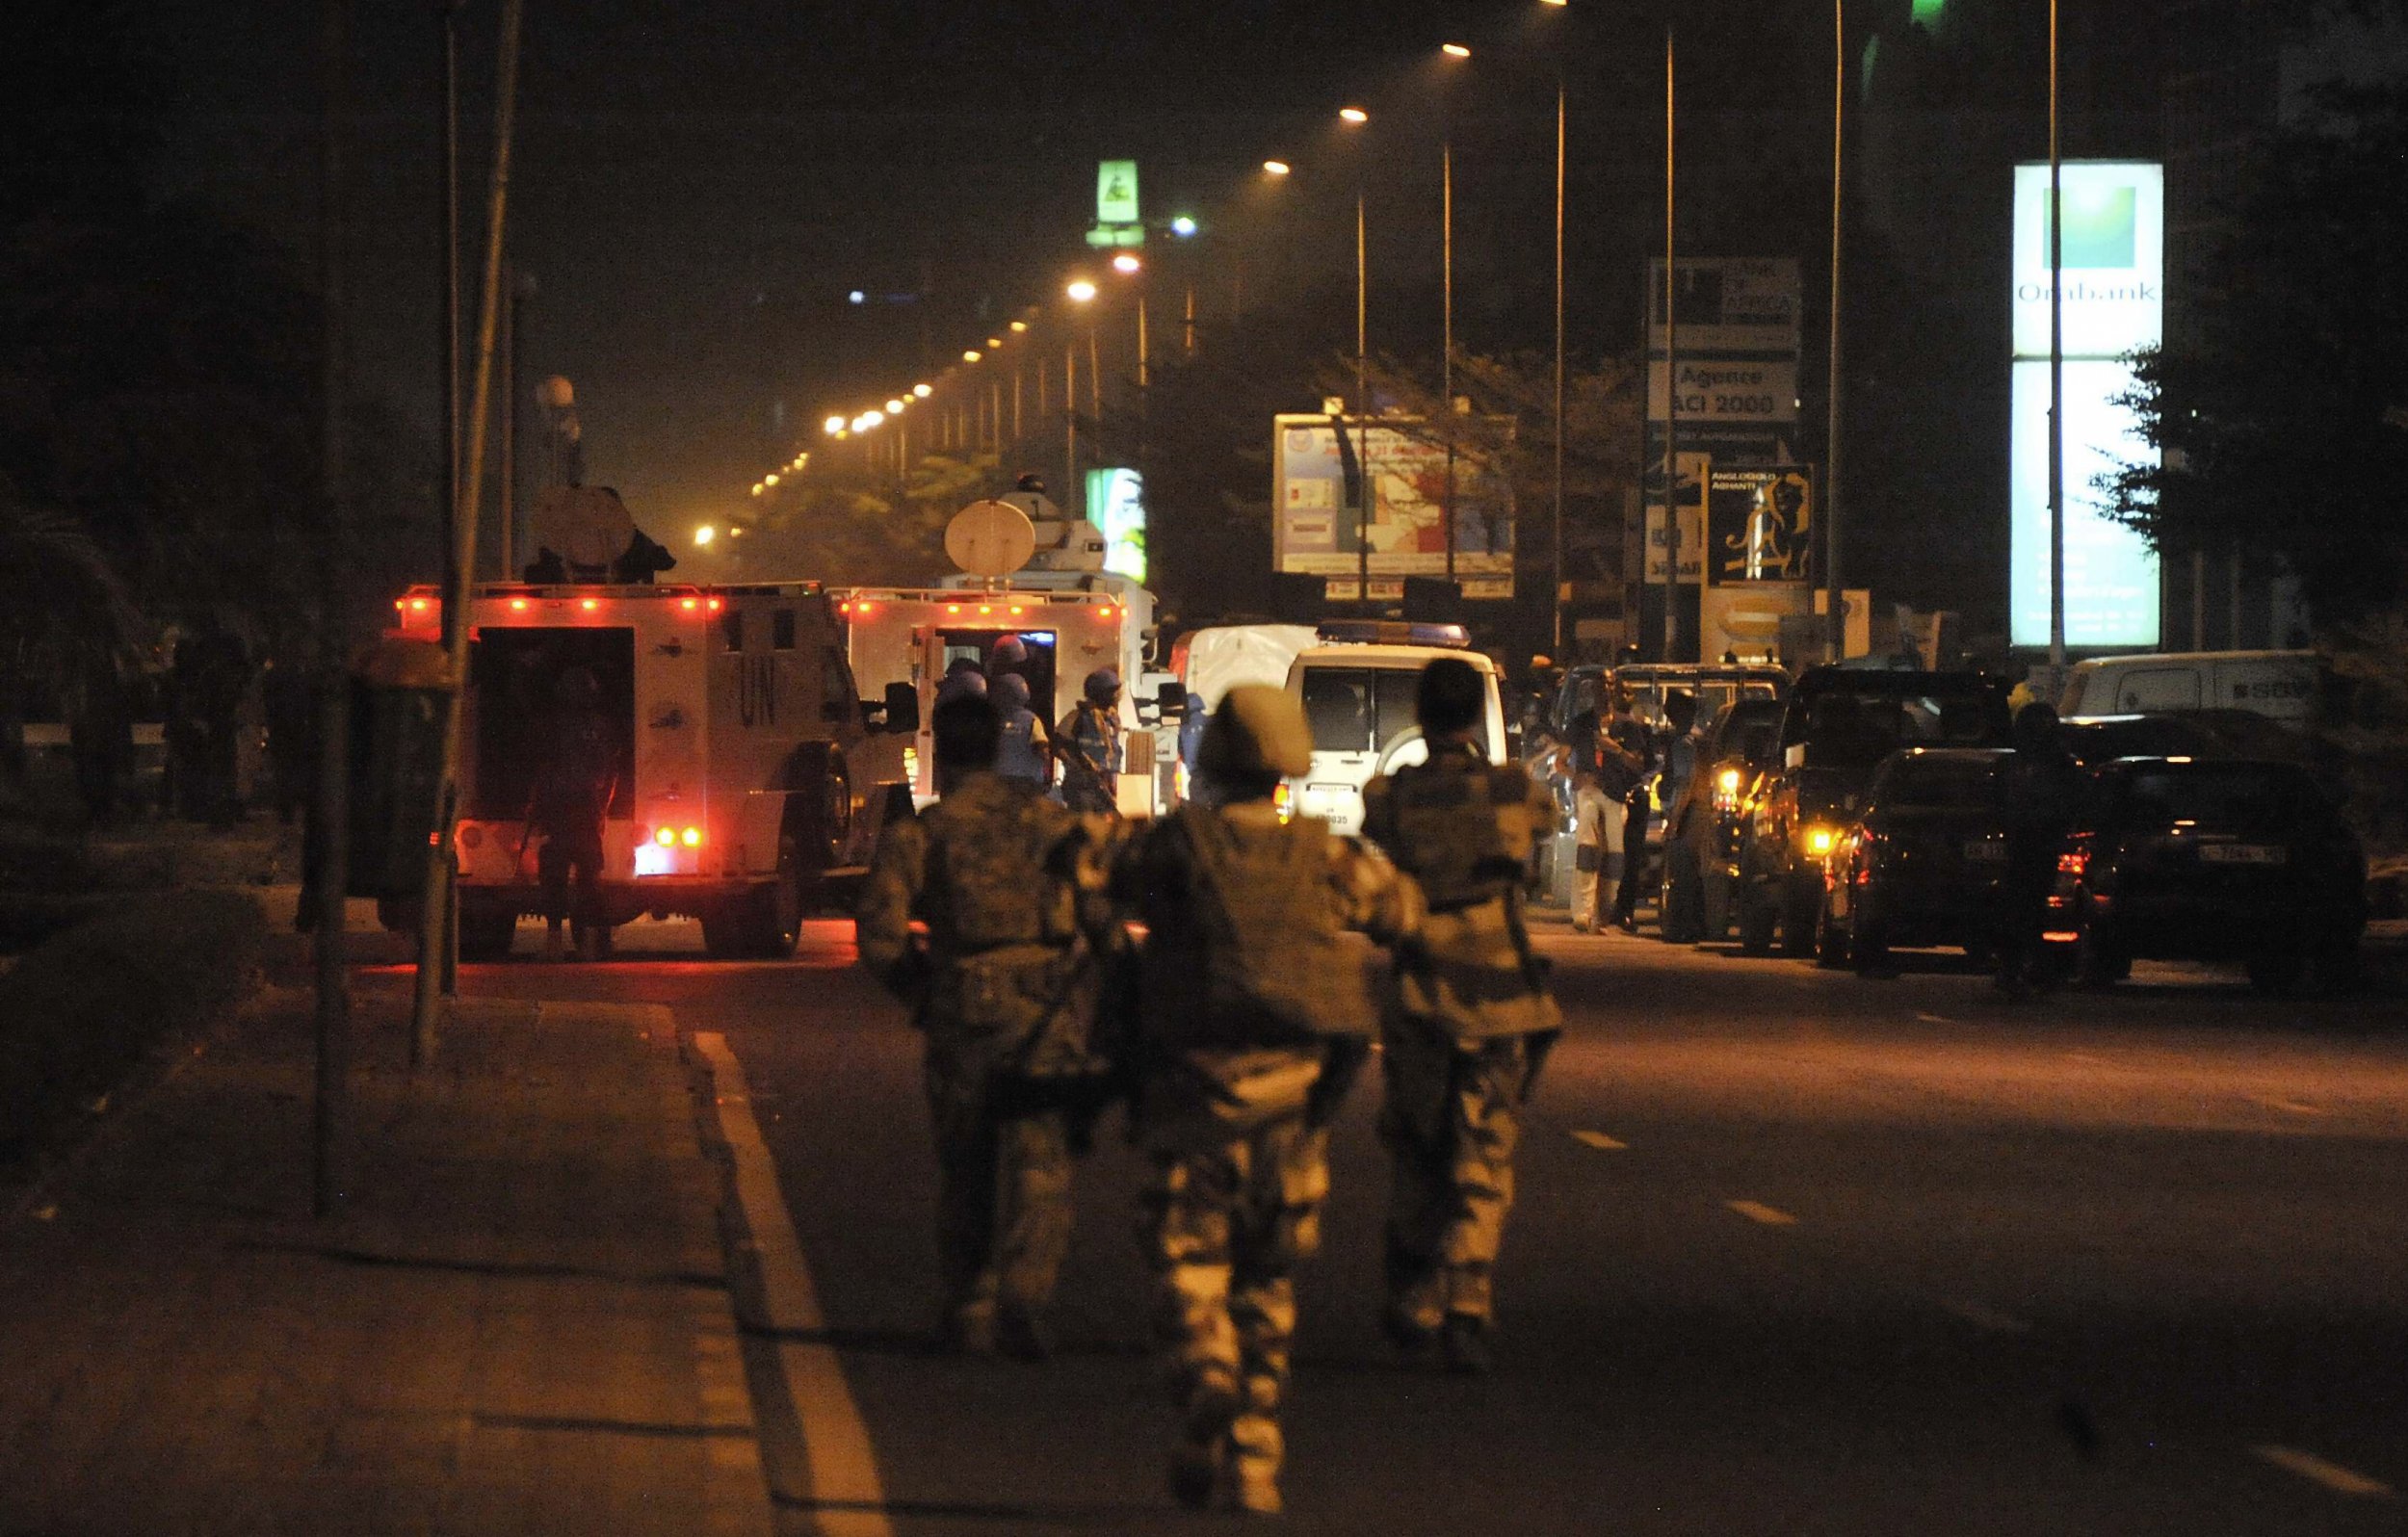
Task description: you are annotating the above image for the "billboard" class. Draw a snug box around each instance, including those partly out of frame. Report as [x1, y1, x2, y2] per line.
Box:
[2009, 162, 2162, 649]
[1085, 467, 1146, 583]
[1648, 257, 1802, 355]
[1708, 467, 1813, 583]
[1647, 358, 1799, 424]
[1273, 415, 1515, 599]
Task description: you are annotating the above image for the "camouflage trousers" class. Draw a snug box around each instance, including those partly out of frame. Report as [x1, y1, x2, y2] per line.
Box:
[1139, 1115, 1331, 1490]
[927, 1056, 1075, 1331]
[1378, 1026, 1534, 1329]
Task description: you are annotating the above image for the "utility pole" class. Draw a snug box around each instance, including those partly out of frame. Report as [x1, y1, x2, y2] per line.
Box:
[2047, 0, 2067, 673]
[413, 0, 526, 1066]
[1553, 79, 1567, 656]
[1663, 22, 1681, 663]
[1824, 0, 1846, 661]
[313, 0, 353, 1221]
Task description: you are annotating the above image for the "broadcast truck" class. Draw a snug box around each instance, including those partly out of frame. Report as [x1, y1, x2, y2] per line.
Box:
[388, 579, 915, 960]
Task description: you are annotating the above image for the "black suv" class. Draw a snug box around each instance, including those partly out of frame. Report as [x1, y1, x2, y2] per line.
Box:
[2047, 756, 2366, 993]
[1736, 667, 2012, 956]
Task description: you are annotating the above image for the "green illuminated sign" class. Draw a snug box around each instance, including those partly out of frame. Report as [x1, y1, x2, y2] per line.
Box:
[1096, 161, 1139, 225]
[2044, 185, 2138, 269]
[1911, 0, 1947, 23]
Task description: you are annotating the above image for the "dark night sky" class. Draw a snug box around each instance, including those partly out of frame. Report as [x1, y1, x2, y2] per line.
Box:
[138, 1, 1864, 537]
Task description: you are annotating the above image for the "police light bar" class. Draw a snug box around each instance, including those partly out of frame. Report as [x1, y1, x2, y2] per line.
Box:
[1314, 618, 1470, 649]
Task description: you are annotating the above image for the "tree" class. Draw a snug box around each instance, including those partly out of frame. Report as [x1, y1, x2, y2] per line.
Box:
[2104, 82, 2408, 627]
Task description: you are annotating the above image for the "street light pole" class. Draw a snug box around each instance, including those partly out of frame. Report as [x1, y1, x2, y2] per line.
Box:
[2047, 0, 2067, 673]
[1825, 0, 1846, 661]
[1663, 21, 1681, 663]
[1554, 77, 1567, 656]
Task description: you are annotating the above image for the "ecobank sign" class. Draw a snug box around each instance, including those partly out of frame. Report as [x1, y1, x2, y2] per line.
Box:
[2009, 162, 2162, 650]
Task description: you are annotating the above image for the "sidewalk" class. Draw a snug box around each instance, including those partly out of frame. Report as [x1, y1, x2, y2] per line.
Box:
[0, 982, 770, 1536]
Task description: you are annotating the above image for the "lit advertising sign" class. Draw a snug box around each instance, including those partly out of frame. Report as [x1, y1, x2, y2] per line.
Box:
[2009, 161, 2161, 649]
[1647, 358, 1799, 424]
[1096, 161, 1139, 225]
[1272, 415, 1516, 599]
[1647, 257, 1802, 355]
[1085, 467, 1146, 583]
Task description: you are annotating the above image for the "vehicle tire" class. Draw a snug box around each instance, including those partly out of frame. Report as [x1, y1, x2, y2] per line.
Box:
[2246, 948, 2305, 996]
[701, 867, 800, 960]
[783, 744, 852, 916]
[1738, 887, 1777, 956]
[1853, 901, 1892, 974]
[1699, 864, 1733, 943]
[1814, 891, 1849, 969]
[2074, 919, 2128, 988]
[1779, 875, 1819, 959]
[457, 900, 518, 963]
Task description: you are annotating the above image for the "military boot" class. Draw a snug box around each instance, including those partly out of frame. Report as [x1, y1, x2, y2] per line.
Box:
[1441, 1313, 1494, 1376]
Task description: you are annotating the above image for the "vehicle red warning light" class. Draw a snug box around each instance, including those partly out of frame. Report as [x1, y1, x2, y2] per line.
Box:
[581, 598, 599, 612]
[681, 597, 698, 612]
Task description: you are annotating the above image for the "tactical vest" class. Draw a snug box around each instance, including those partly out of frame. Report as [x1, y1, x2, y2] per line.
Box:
[923, 784, 1074, 952]
[1370, 756, 1542, 911]
[1142, 807, 1378, 1049]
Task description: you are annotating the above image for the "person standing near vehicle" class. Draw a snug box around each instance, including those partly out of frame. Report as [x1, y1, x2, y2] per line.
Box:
[1605, 681, 1658, 932]
[525, 666, 618, 962]
[856, 692, 1101, 1360]
[1995, 701, 2083, 997]
[1056, 667, 1123, 814]
[992, 672, 1053, 792]
[1078, 685, 1419, 1516]
[1361, 659, 1561, 1374]
[1560, 689, 1640, 933]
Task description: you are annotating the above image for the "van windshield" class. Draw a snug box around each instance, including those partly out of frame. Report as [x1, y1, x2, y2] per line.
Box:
[1300, 665, 1488, 757]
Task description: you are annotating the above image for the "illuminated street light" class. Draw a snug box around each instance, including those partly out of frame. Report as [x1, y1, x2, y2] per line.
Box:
[824, 414, 846, 434]
[963, 349, 982, 362]
[1009, 319, 1029, 332]
[986, 337, 1004, 350]
[764, 473, 779, 486]
[1171, 215, 1197, 237]
[886, 398, 905, 413]
[1539, 0, 1566, 7]
[1065, 278, 1098, 303]
[1442, 41, 1472, 58]
[1339, 106, 1369, 123]
[694, 525, 716, 546]
[859, 409, 884, 429]
[912, 382, 932, 398]
[751, 482, 764, 496]
[1112, 252, 1141, 274]
[848, 289, 866, 303]
[1263, 159, 1292, 176]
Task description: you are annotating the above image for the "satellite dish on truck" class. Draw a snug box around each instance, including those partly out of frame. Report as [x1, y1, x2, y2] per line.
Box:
[946, 500, 1038, 579]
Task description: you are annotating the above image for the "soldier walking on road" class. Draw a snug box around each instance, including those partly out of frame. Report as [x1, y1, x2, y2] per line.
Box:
[1078, 685, 1419, 1516]
[526, 666, 618, 962]
[1055, 667, 1123, 814]
[857, 692, 1100, 1361]
[1995, 701, 2083, 998]
[1361, 658, 1562, 1374]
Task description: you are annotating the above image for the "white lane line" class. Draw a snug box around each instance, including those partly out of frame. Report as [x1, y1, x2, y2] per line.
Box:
[1570, 1130, 1628, 1151]
[2254, 1097, 2328, 1117]
[694, 1032, 894, 1537]
[1915, 1012, 1953, 1025]
[1938, 1299, 2032, 1335]
[2250, 1445, 2395, 1498]
[1727, 1200, 1798, 1227]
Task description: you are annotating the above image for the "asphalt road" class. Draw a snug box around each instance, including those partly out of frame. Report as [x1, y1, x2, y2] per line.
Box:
[455, 913, 2408, 1536]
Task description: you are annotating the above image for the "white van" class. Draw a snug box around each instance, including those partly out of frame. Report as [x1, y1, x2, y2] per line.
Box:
[1283, 638, 1506, 837]
[2057, 649, 2318, 725]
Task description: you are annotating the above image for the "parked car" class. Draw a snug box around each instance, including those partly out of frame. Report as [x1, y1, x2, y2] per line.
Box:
[2044, 756, 2367, 993]
[1658, 695, 1786, 942]
[1814, 748, 2013, 972]
[2060, 709, 2312, 769]
[1736, 667, 2013, 956]
[1284, 626, 1505, 838]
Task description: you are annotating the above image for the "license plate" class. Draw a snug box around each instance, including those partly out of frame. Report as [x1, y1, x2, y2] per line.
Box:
[2198, 844, 2286, 865]
[1963, 840, 2007, 862]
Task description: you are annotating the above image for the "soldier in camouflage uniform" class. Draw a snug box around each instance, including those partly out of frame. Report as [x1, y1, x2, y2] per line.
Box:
[1055, 667, 1123, 814]
[857, 692, 1098, 1360]
[1360, 658, 1562, 1374]
[1077, 684, 1420, 1516]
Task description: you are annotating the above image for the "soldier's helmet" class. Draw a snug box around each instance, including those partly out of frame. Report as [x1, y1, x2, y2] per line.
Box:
[1084, 668, 1121, 708]
[995, 672, 1032, 709]
[1199, 684, 1313, 782]
[1416, 657, 1484, 738]
[990, 635, 1029, 666]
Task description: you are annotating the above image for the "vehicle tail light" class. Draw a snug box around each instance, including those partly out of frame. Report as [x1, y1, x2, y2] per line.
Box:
[2057, 847, 2087, 877]
[654, 826, 675, 846]
[1273, 781, 1294, 823]
[681, 597, 698, 611]
[681, 826, 702, 847]
[581, 598, 599, 612]
[708, 597, 723, 612]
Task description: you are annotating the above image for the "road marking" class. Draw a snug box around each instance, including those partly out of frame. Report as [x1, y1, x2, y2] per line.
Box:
[1939, 1299, 2031, 1335]
[1570, 1130, 1628, 1151]
[694, 1032, 893, 1537]
[1915, 1012, 1953, 1025]
[2254, 1097, 2328, 1117]
[2250, 1445, 2395, 1498]
[1727, 1200, 1798, 1226]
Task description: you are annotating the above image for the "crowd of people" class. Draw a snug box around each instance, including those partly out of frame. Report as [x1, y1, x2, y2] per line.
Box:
[856, 659, 1561, 1518]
